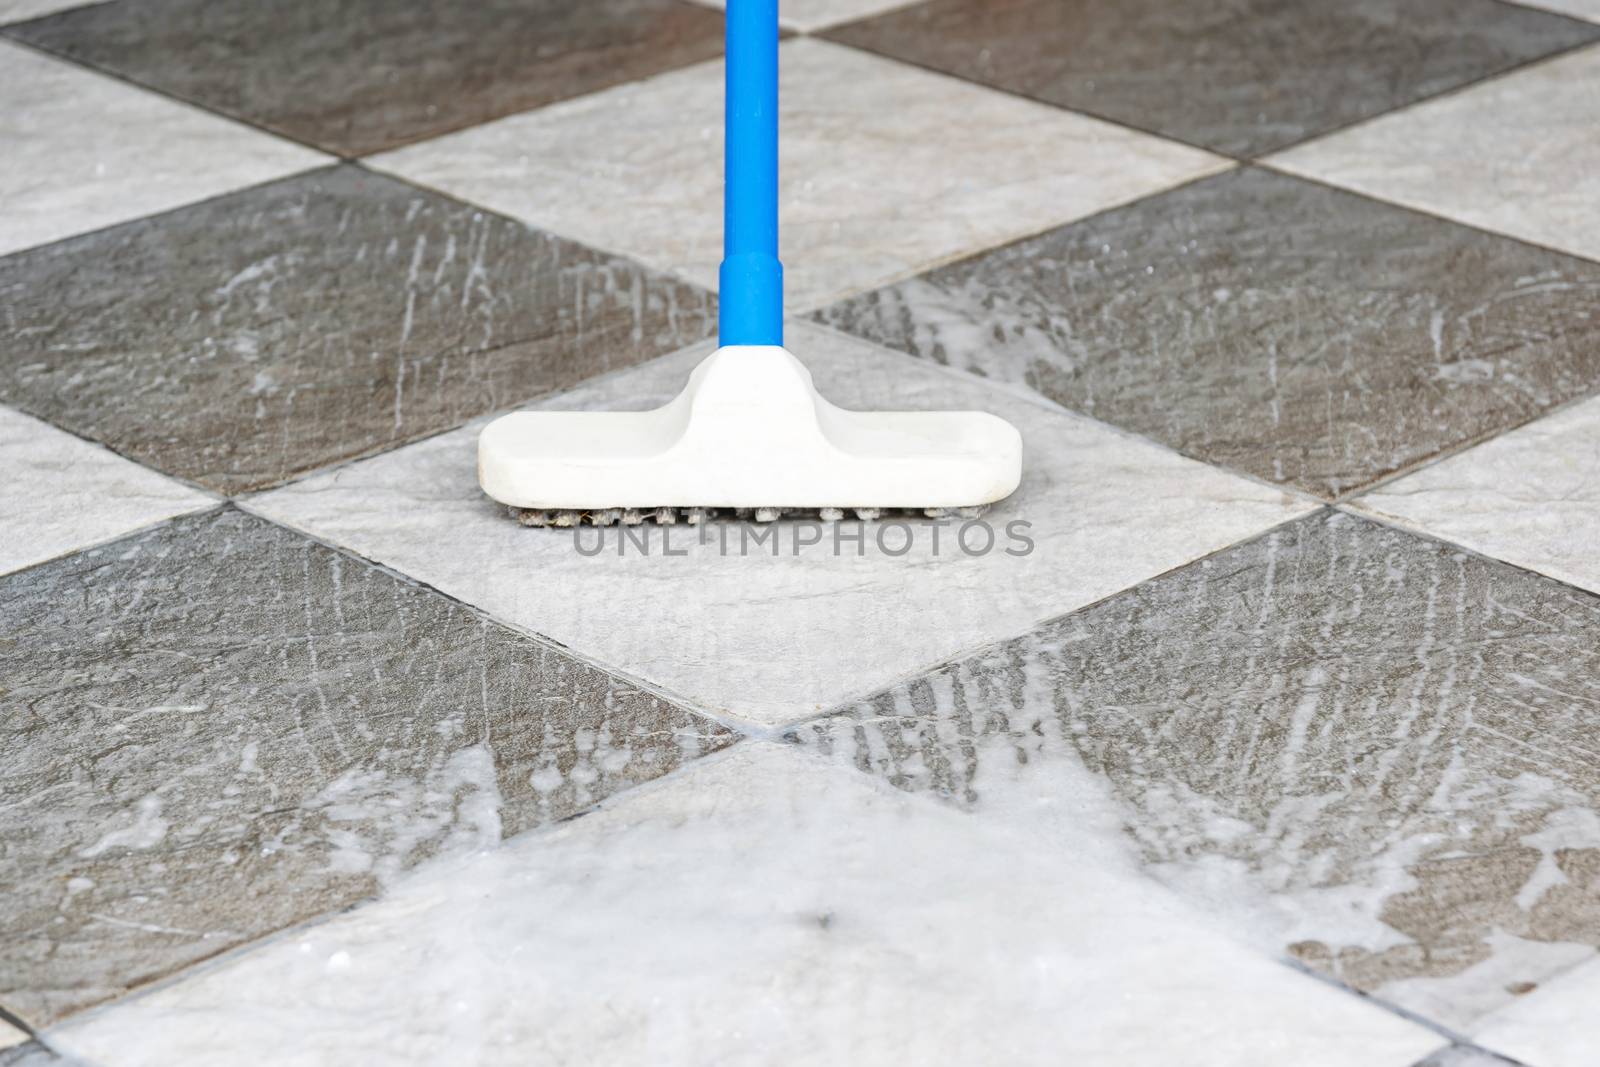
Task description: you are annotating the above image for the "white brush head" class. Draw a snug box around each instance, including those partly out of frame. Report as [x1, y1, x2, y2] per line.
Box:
[478, 345, 1022, 511]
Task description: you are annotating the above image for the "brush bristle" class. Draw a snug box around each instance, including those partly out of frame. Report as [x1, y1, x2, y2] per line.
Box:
[507, 505, 991, 527]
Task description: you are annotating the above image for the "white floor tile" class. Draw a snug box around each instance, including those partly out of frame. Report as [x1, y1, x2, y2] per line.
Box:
[685, 0, 921, 32]
[46, 744, 1444, 1067]
[1271, 46, 1600, 263]
[248, 322, 1313, 727]
[1473, 955, 1600, 1067]
[0, 40, 328, 257]
[1352, 395, 1600, 596]
[371, 39, 1226, 312]
[1514, 0, 1600, 23]
[0, 406, 213, 576]
[0, 1019, 27, 1051]
[0, 0, 91, 21]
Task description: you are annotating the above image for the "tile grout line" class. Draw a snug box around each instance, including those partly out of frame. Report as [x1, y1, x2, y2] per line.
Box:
[16, 739, 763, 1045]
[1499, 0, 1600, 24]
[0, 149, 336, 266]
[0, 1002, 37, 1041]
[0, 31, 341, 159]
[224, 332, 713, 500]
[769, 504, 1335, 734]
[1334, 498, 1600, 604]
[1259, 31, 1600, 172]
[796, 316, 1333, 511]
[1335, 384, 1600, 506]
[783, 157, 1240, 316]
[0, 393, 227, 518]
[1277, 957, 1514, 1062]
[1256, 155, 1600, 272]
[817, 11, 1600, 164]
[225, 499, 767, 741]
[0, 501, 226, 584]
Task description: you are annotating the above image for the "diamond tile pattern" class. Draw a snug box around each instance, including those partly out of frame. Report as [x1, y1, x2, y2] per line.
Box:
[1274, 44, 1600, 265]
[41, 747, 1442, 1067]
[373, 39, 1226, 310]
[824, 0, 1600, 157]
[0, 164, 714, 495]
[0, 39, 325, 257]
[792, 510, 1600, 1028]
[4, 0, 726, 156]
[250, 322, 1312, 727]
[814, 167, 1600, 498]
[4, 0, 1600, 1056]
[0, 508, 733, 1027]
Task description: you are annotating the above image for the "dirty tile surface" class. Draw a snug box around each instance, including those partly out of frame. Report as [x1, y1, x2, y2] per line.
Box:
[1273, 45, 1600, 265]
[43, 746, 1442, 1067]
[1471, 954, 1600, 1067]
[791, 510, 1600, 1029]
[1355, 395, 1600, 596]
[5, 0, 1600, 1054]
[0, 507, 734, 1027]
[372, 39, 1227, 310]
[0, 407, 213, 577]
[250, 322, 1313, 727]
[813, 167, 1600, 499]
[3, 0, 727, 156]
[824, 0, 1600, 157]
[0, 40, 324, 257]
[0, 164, 715, 495]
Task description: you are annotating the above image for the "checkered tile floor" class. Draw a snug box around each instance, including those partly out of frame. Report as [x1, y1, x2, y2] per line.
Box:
[3, 1, 1600, 1064]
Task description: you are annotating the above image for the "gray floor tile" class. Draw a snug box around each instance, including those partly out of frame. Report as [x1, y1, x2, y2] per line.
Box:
[823, 0, 1600, 157]
[0, 164, 714, 496]
[3, 0, 726, 156]
[0, 507, 735, 1027]
[790, 510, 1600, 1028]
[1413, 1045, 1524, 1067]
[0, 1040, 85, 1067]
[812, 167, 1600, 499]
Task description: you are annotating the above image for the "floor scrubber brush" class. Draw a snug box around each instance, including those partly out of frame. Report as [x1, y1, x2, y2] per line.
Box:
[478, 0, 1022, 527]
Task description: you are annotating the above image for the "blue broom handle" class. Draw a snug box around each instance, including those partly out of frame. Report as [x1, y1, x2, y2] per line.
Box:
[718, 0, 783, 347]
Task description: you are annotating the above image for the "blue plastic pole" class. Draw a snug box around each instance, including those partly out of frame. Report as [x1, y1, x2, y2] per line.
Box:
[718, 0, 783, 347]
